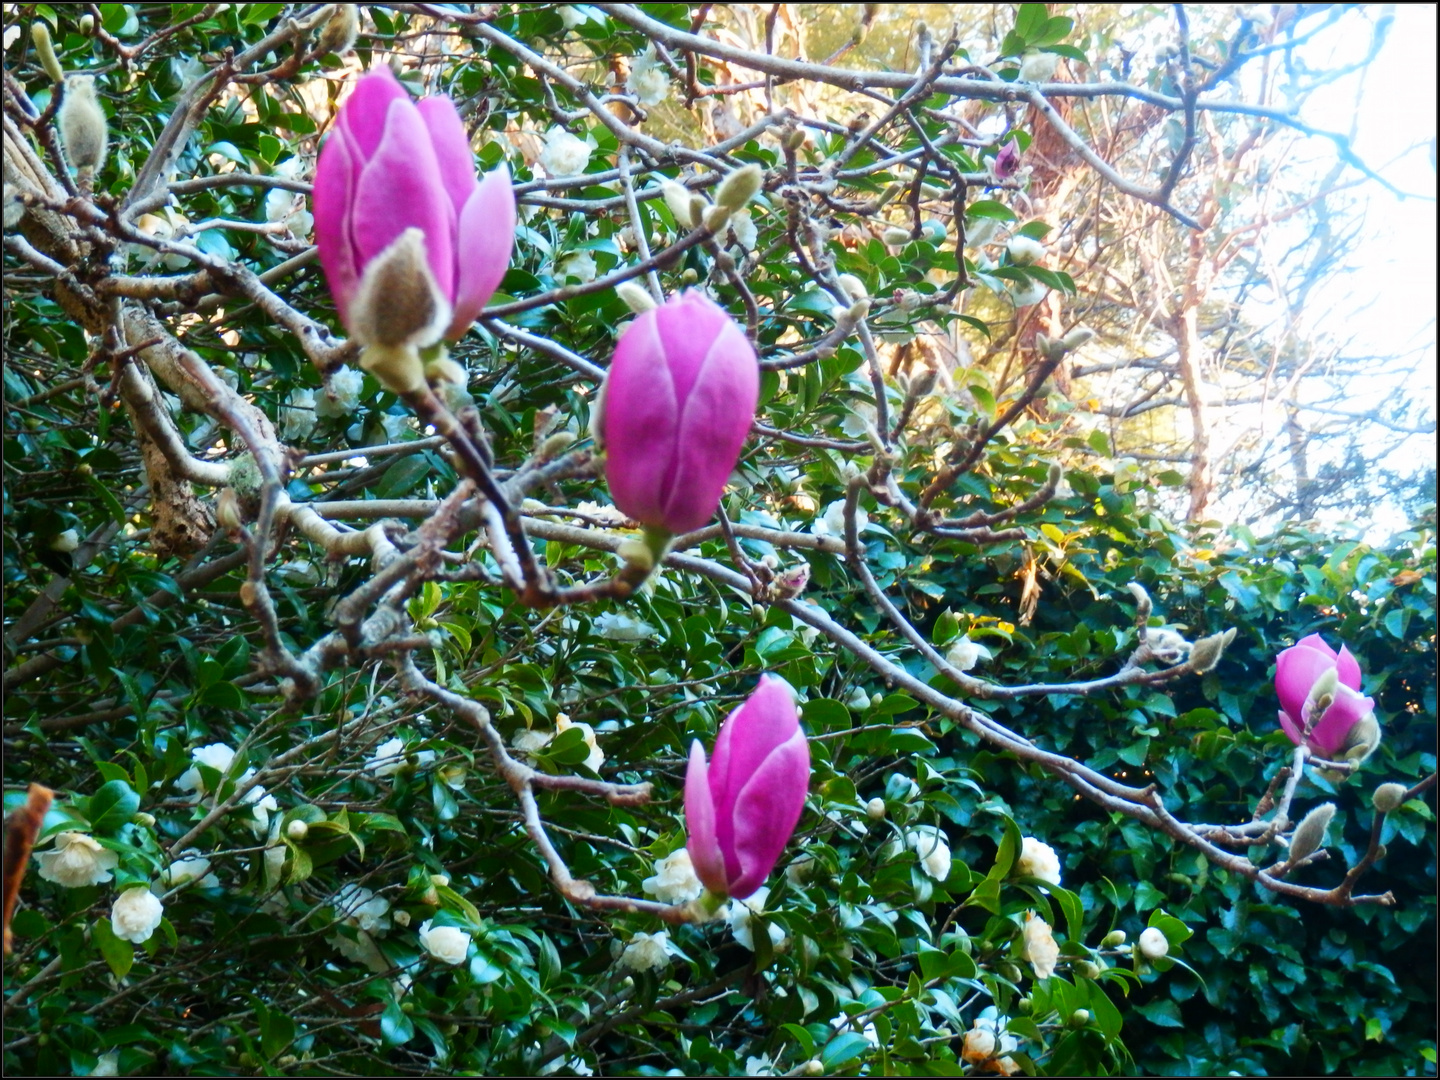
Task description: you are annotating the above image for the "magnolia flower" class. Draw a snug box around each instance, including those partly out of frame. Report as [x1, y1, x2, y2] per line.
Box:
[1016, 837, 1062, 886]
[556, 714, 605, 772]
[278, 387, 317, 441]
[620, 930, 673, 971]
[315, 365, 365, 418]
[1138, 926, 1169, 960]
[1274, 634, 1377, 760]
[729, 886, 787, 951]
[626, 45, 671, 106]
[829, 1012, 879, 1047]
[111, 887, 164, 944]
[907, 825, 952, 882]
[1022, 912, 1059, 979]
[334, 884, 391, 933]
[593, 612, 656, 641]
[539, 126, 592, 177]
[418, 919, 472, 965]
[945, 638, 992, 672]
[34, 832, 119, 888]
[642, 849, 704, 904]
[1006, 235, 1046, 266]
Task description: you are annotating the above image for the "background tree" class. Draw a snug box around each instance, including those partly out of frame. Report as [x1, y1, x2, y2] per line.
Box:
[3, 4, 1435, 1077]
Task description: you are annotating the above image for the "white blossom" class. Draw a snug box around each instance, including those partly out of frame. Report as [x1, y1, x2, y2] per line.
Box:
[1022, 913, 1059, 979]
[593, 611, 656, 641]
[642, 849, 704, 904]
[829, 1012, 879, 1047]
[160, 851, 216, 890]
[556, 714, 605, 772]
[963, 1007, 1018, 1064]
[813, 499, 867, 539]
[945, 638, 993, 672]
[334, 884, 391, 933]
[557, 250, 598, 283]
[1008, 279, 1049, 308]
[418, 919, 472, 965]
[1138, 926, 1170, 960]
[1006, 235, 1046, 266]
[315, 366, 364, 418]
[557, 5, 589, 29]
[1016, 837, 1063, 886]
[330, 929, 390, 972]
[366, 737, 436, 778]
[840, 401, 877, 439]
[512, 729, 551, 755]
[729, 208, 757, 249]
[381, 412, 413, 441]
[91, 1051, 120, 1077]
[626, 45, 671, 106]
[111, 887, 164, 944]
[177, 742, 237, 793]
[907, 825, 952, 882]
[34, 832, 119, 888]
[745, 1054, 778, 1076]
[279, 388, 317, 441]
[263, 817, 286, 887]
[539, 126, 592, 178]
[50, 529, 80, 552]
[620, 930, 673, 971]
[730, 887, 786, 951]
[540, 1055, 595, 1076]
[846, 687, 872, 712]
[243, 785, 279, 837]
[1019, 50, 1059, 82]
[264, 161, 313, 237]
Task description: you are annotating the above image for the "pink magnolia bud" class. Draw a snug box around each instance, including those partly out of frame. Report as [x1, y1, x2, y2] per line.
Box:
[1274, 634, 1374, 758]
[599, 291, 759, 535]
[314, 67, 515, 343]
[993, 139, 1021, 179]
[685, 675, 810, 900]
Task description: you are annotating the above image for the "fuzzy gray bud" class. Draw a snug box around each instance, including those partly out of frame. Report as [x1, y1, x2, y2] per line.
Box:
[59, 76, 109, 173]
[882, 226, 912, 246]
[714, 163, 763, 213]
[660, 181, 698, 228]
[315, 3, 360, 56]
[1287, 802, 1336, 866]
[1189, 627, 1236, 673]
[1061, 326, 1096, 351]
[350, 228, 451, 351]
[1371, 783, 1406, 814]
[1341, 712, 1382, 763]
[1125, 582, 1153, 624]
[615, 281, 657, 314]
[425, 357, 467, 387]
[31, 23, 65, 84]
[836, 274, 868, 302]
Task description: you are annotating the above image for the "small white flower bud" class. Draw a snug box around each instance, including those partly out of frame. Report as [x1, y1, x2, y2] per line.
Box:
[836, 274, 868, 301]
[1069, 1008, 1092, 1027]
[31, 23, 65, 83]
[866, 797, 886, 821]
[805, 1060, 824, 1076]
[616, 281, 658, 314]
[1137, 926, 1169, 960]
[1372, 783, 1406, 813]
[702, 202, 735, 232]
[132, 812, 156, 828]
[714, 163, 763, 213]
[59, 76, 109, 173]
[286, 819, 309, 841]
[49, 528, 80, 552]
[1101, 929, 1127, 948]
[1287, 802, 1335, 866]
[540, 430, 576, 459]
[429, 873, 450, 888]
[882, 226, 912, 246]
[78, 14, 95, 36]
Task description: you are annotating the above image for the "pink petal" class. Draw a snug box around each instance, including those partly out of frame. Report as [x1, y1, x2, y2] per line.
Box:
[684, 740, 728, 895]
[446, 165, 516, 338]
[725, 728, 810, 899]
[1333, 644, 1363, 691]
[1308, 685, 1374, 759]
[603, 311, 680, 528]
[1274, 643, 1334, 728]
[350, 97, 456, 301]
[313, 128, 362, 324]
[337, 67, 411, 160]
[1277, 708, 1306, 750]
[416, 95, 480, 215]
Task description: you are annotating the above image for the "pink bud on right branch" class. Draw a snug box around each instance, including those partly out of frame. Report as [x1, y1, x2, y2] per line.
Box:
[1274, 634, 1378, 760]
[599, 291, 759, 536]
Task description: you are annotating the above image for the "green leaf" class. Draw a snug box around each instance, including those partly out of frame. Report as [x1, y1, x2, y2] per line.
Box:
[92, 917, 134, 979]
[1014, 2, 1050, 43]
[821, 1031, 874, 1069]
[87, 780, 140, 835]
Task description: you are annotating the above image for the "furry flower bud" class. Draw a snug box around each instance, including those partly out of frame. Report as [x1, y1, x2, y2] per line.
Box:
[1287, 802, 1336, 866]
[59, 76, 108, 173]
[1371, 783, 1406, 813]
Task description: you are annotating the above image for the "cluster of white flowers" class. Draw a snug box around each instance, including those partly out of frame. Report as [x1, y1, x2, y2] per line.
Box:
[34, 832, 119, 888]
[944, 638, 993, 673]
[729, 887, 787, 951]
[264, 157, 313, 237]
[315, 365, 365, 418]
[334, 883, 392, 932]
[365, 736, 437, 778]
[539, 126, 592, 177]
[626, 45, 671, 106]
[418, 919, 472, 964]
[176, 742, 278, 836]
[642, 849, 703, 904]
[278, 387, 317, 441]
[906, 825, 952, 882]
[1022, 912, 1059, 979]
[593, 611, 656, 641]
[1016, 837, 1063, 886]
[111, 887, 164, 944]
[620, 929, 674, 972]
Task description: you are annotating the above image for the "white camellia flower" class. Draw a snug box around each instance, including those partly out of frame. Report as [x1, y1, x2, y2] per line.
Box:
[962, 1006, 1018, 1066]
[841, 400, 877, 439]
[1008, 279, 1049, 308]
[642, 849, 704, 904]
[813, 499, 867, 540]
[593, 611, 656, 641]
[907, 825, 952, 882]
[1138, 926, 1170, 960]
[1016, 837, 1063, 886]
[729, 887, 786, 951]
[558, 250, 598, 283]
[177, 742, 237, 793]
[111, 887, 164, 944]
[729, 208, 757, 249]
[1022, 912, 1059, 979]
[334, 884, 392, 933]
[511, 728, 551, 755]
[745, 1054, 778, 1076]
[330, 929, 390, 972]
[626, 45, 671, 106]
[829, 1011, 880, 1047]
[160, 851, 216, 890]
[278, 387, 317, 441]
[557, 5, 589, 29]
[91, 1050, 120, 1077]
[366, 737, 436, 778]
[264, 157, 313, 237]
[555, 714, 605, 772]
[243, 785, 279, 837]
[1006, 235, 1046, 266]
[315, 365, 365, 418]
[945, 638, 993, 672]
[620, 930, 673, 972]
[34, 832, 119, 888]
[539, 126, 592, 177]
[1019, 49, 1059, 82]
[539, 1055, 595, 1077]
[49, 528, 80, 552]
[418, 919, 472, 965]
